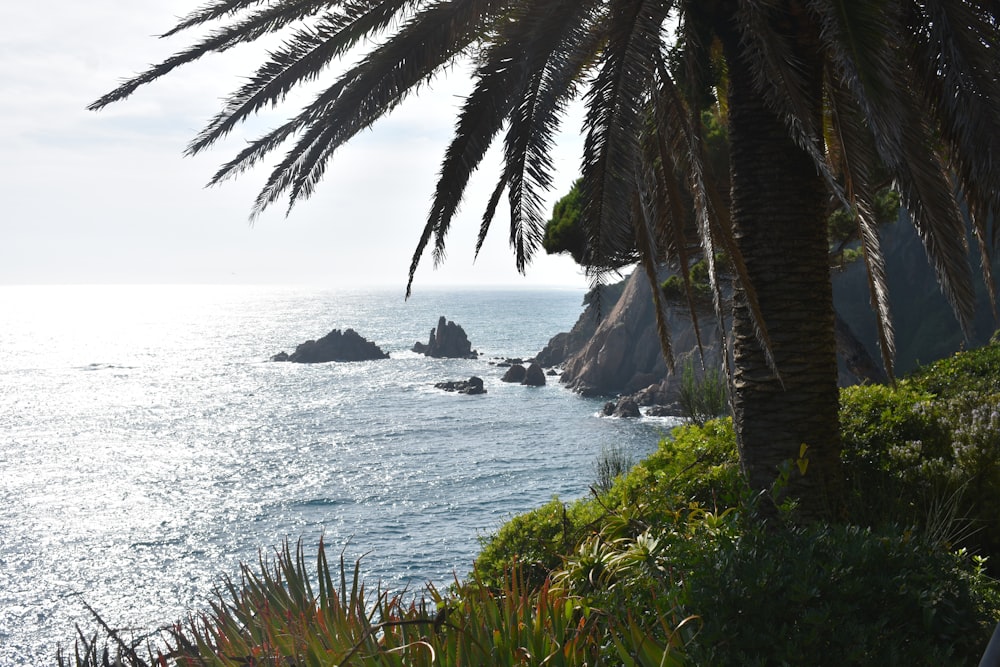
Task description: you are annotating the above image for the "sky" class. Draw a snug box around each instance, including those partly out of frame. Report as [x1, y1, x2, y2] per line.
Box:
[0, 2, 590, 289]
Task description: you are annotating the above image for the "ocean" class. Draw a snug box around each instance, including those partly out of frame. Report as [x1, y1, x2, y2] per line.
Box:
[0, 285, 675, 665]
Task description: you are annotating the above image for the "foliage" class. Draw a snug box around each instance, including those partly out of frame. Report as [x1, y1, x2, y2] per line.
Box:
[839, 341, 1000, 563]
[473, 498, 601, 592]
[908, 339, 1000, 398]
[676, 360, 729, 426]
[682, 523, 997, 665]
[542, 179, 588, 265]
[61, 539, 691, 667]
[593, 443, 635, 496]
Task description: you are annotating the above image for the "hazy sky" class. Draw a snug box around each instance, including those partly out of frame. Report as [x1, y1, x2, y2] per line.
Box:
[1, 2, 590, 289]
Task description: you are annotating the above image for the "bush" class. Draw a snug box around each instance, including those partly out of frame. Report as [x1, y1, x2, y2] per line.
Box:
[908, 341, 1000, 398]
[473, 498, 601, 591]
[593, 443, 635, 495]
[840, 342, 1000, 563]
[683, 524, 998, 665]
[677, 361, 729, 426]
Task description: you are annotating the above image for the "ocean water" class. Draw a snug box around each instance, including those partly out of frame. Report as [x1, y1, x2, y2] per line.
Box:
[0, 285, 676, 665]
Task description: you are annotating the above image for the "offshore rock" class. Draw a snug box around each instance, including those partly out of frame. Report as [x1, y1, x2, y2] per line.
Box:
[272, 328, 389, 363]
[435, 376, 486, 395]
[522, 363, 546, 387]
[501, 364, 527, 383]
[602, 396, 641, 418]
[413, 316, 478, 359]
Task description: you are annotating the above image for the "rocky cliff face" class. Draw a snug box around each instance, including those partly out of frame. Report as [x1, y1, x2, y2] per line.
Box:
[542, 213, 996, 400]
[547, 269, 726, 398]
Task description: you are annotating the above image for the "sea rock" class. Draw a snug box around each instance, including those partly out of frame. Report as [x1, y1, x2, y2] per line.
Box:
[614, 397, 642, 418]
[522, 363, 546, 387]
[646, 405, 679, 417]
[413, 316, 478, 359]
[603, 396, 641, 418]
[272, 328, 389, 363]
[435, 376, 486, 395]
[501, 364, 527, 383]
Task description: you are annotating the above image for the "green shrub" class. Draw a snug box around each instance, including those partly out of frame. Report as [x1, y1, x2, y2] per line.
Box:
[676, 361, 729, 426]
[908, 340, 1000, 398]
[611, 418, 743, 510]
[840, 343, 1000, 563]
[473, 497, 601, 591]
[593, 443, 635, 495]
[475, 420, 743, 592]
[682, 524, 998, 665]
[839, 383, 948, 526]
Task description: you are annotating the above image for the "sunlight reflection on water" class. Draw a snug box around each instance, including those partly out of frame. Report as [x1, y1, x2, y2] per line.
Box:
[0, 285, 676, 665]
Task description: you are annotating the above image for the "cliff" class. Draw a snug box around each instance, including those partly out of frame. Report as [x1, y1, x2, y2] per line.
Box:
[536, 271, 720, 396]
[542, 213, 998, 400]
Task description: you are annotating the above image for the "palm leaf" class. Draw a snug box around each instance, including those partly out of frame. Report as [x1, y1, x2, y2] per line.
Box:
[249, 0, 510, 216]
[818, 0, 977, 336]
[187, 1, 422, 155]
[905, 0, 1000, 318]
[88, 0, 342, 110]
[826, 72, 896, 378]
[582, 0, 670, 279]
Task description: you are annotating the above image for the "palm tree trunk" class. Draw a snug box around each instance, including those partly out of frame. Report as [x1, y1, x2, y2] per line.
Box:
[721, 16, 843, 519]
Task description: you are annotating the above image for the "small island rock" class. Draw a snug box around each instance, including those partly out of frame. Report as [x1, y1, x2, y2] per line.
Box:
[522, 363, 546, 387]
[435, 376, 487, 395]
[272, 328, 389, 363]
[413, 316, 478, 359]
[501, 364, 527, 383]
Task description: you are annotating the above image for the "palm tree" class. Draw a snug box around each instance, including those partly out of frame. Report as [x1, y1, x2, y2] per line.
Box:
[91, 0, 1000, 519]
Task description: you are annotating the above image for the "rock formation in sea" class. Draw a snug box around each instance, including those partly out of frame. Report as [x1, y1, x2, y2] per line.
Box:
[522, 363, 546, 387]
[435, 376, 487, 395]
[500, 364, 527, 383]
[413, 316, 478, 359]
[271, 328, 389, 363]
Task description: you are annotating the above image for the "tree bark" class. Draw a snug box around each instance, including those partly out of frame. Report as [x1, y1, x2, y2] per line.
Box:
[721, 11, 843, 519]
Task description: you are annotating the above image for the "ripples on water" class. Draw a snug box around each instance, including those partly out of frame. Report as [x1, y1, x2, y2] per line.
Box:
[0, 285, 676, 665]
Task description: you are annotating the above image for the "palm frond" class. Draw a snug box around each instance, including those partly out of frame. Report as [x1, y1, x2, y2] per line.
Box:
[653, 53, 773, 379]
[162, 0, 274, 37]
[905, 0, 1000, 318]
[634, 186, 676, 371]
[248, 0, 510, 217]
[404, 0, 599, 294]
[88, 0, 341, 110]
[817, 0, 978, 337]
[648, 126, 709, 365]
[826, 72, 896, 379]
[582, 0, 670, 279]
[499, 1, 602, 272]
[187, 1, 421, 155]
